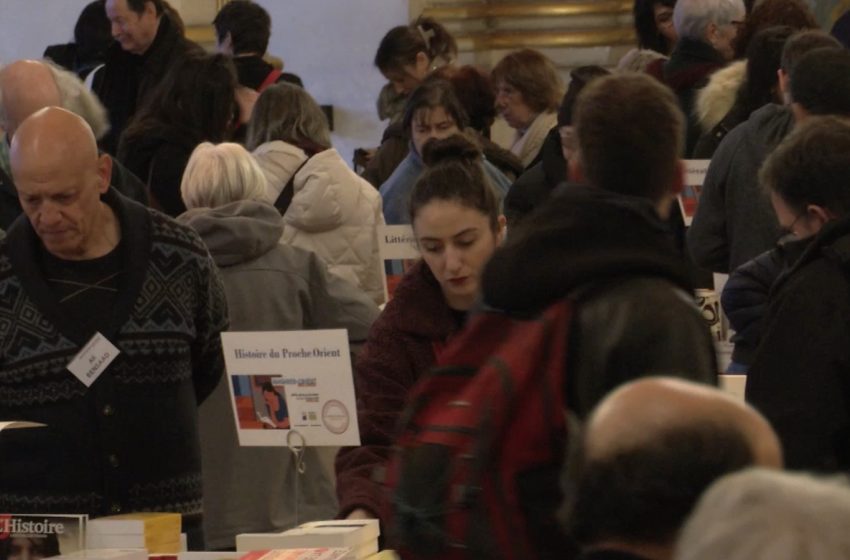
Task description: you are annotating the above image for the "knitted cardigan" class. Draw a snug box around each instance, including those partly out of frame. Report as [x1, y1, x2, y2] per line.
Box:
[0, 189, 228, 518]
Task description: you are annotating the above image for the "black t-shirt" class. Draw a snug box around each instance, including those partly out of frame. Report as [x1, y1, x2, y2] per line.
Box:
[40, 241, 124, 331]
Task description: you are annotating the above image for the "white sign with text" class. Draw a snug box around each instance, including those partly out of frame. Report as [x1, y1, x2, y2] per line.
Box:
[378, 225, 420, 302]
[221, 330, 360, 447]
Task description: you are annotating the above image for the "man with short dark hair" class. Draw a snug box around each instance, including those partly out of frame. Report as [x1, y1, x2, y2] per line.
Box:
[213, 0, 302, 91]
[483, 73, 717, 418]
[566, 378, 782, 560]
[0, 107, 227, 549]
[688, 30, 844, 274]
[745, 115, 850, 474]
[93, 0, 198, 154]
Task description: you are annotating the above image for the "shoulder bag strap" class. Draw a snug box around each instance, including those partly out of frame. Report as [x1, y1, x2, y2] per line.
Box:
[259, 69, 283, 92]
[274, 155, 312, 215]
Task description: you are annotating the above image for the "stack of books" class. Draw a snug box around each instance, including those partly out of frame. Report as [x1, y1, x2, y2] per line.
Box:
[87, 512, 182, 553]
[236, 520, 380, 560]
[46, 549, 148, 560]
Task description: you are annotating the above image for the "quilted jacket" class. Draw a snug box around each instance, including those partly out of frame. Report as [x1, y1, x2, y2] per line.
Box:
[253, 140, 386, 305]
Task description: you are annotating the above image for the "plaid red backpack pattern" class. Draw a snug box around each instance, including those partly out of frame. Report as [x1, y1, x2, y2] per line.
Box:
[384, 299, 575, 559]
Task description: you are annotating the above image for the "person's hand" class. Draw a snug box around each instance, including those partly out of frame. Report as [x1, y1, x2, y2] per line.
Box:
[347, 508, 376, 520]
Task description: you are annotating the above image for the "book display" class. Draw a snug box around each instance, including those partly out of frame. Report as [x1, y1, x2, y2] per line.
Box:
[236, 520, 380, 560]
[87, 513, 182, 554]
[0, 514, 86, 560]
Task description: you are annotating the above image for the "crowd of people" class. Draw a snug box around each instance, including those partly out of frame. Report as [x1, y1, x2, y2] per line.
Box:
[2, 0, 850, 558]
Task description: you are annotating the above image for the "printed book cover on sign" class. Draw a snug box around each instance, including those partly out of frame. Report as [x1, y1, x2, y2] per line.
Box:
[0, 514, 86, 560]
[221, 330, 361, 447]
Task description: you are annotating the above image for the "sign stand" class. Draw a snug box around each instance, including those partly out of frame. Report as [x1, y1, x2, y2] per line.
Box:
[287, 430, 307, 526]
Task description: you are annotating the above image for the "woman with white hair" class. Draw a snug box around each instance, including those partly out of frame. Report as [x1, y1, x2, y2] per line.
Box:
[247, 83, 386, 305]
[656, 0, 746, 155]
[676, 468, 850, 560]
[176, 141, 379, 550]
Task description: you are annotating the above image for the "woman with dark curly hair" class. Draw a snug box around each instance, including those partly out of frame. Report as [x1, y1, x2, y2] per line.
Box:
[619, 0, 679, 71]
[117, 52, 238, 216]
[430, 64, 524, 181]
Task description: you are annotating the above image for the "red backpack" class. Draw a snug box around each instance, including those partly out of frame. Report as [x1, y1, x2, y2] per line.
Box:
[384, 299, 575, 559]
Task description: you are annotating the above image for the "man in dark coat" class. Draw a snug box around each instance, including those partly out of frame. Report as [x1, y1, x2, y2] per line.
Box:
[483, 73, 718, 418]
[687, 31, 845, 274]
[0, 108, 228, 548]
[746, 114, 850, 474]
[212, 0, 302, 91]
[93, 0, 199, 154]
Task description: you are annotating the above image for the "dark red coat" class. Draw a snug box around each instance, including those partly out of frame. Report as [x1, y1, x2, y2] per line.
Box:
[335, 261, 459, 521]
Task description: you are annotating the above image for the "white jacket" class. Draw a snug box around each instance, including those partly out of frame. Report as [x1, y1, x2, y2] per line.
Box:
[253, 140, 385, 305]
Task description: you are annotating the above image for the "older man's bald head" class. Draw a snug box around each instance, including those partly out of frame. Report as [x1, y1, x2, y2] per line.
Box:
[11, 107, 101, 177]
[567, 378, 782, 556]
[585, 378, 782, 468]
[0, 60, 61, 137]
[10, 107, 115, 261]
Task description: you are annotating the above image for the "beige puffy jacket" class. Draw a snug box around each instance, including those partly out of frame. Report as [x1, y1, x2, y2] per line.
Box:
[253, 140, 386, 305]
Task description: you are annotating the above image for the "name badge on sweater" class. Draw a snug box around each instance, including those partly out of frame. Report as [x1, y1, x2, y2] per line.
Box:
[67, 332, 120, 387]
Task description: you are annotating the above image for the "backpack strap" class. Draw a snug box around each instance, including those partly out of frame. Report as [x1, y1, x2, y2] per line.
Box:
[274, 155, 311, 215]
[259, 68, 283, 92]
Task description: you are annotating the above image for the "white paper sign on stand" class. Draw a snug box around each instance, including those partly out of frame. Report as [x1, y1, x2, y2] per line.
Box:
[377, 225, 420, 302]
[221, 330, 360, 447]
[678, 160, 711, 227]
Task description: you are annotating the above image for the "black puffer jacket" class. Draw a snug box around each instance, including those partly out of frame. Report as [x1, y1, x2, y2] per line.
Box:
[483, 184, 717, 418]
[746, 216, 850, 472]
[721, 236, 811, 367]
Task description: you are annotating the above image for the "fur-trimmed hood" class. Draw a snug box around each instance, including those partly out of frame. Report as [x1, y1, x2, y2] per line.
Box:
[695, 60, 746, 134]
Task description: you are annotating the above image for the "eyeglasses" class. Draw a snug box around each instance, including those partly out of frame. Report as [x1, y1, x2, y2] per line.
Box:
[779, 211, 807, 238]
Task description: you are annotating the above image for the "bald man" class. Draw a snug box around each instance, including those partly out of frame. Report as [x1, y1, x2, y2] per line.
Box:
[565, 378, 782, 560]
[0, 107, 228, 549]
[0, 59, 146, 229]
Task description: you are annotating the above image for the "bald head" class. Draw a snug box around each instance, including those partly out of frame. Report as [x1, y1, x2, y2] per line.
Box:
[0, 60, 60, 137]
[11, 107, 100, 175]
[568, 378, 782, 555]
[10, 107, 115, 261]
[586, 378, 782, 468]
